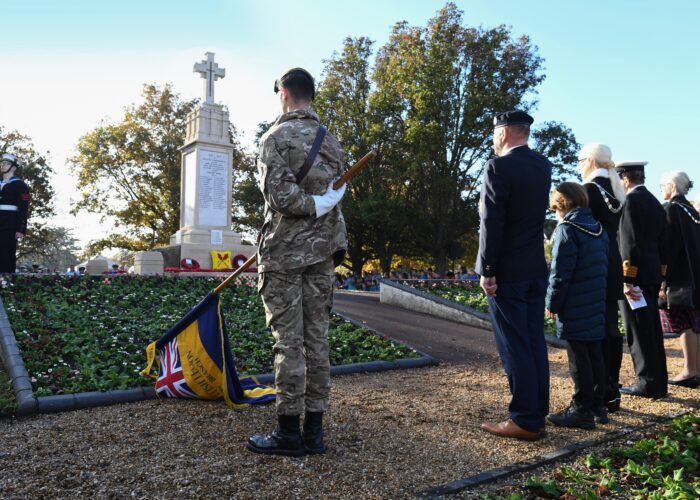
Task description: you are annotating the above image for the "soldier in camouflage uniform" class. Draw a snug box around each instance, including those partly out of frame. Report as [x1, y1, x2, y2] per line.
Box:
[247, 68, 347, 457]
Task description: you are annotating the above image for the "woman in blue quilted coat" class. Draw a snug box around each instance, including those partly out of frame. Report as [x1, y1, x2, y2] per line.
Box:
[546, 182, 609, 430]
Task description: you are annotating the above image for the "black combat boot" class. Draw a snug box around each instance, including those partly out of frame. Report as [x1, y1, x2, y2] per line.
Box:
[302, 411, 326, 454]
[246, 415, 305, 457]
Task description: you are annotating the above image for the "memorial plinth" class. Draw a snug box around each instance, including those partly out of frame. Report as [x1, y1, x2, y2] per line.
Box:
[153, 53, 255, 271]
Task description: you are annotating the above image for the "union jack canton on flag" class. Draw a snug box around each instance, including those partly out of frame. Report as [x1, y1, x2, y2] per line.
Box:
[141, 292, 275, 408]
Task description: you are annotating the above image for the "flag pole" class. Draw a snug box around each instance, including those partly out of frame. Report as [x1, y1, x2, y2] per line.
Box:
[212, 151, 376, 295]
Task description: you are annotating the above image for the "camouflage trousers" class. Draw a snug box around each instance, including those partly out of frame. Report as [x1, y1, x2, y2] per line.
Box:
[259, 258, 335, 416]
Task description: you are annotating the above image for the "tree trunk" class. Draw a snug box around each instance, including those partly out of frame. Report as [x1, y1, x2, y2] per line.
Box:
[435, 249, 447, 276]
[378, 250, 393, 276]
[347, 241, 365, 278]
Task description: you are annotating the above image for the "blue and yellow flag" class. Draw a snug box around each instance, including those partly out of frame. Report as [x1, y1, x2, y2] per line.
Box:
[141, 292, 275, 407]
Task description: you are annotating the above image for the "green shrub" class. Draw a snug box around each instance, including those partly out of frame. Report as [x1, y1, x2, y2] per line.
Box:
[0, 274, 417, 397]
[520, 414, 699, 499]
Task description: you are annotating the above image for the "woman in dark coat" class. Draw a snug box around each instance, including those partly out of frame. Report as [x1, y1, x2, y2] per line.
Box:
[659, 171, 700, 387]
[578, 144, 626, 410]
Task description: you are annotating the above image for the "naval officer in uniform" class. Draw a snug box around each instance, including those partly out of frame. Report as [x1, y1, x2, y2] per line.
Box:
[0, 153, 30, 273]
[477, 111, 552, 441]
[616, 161, 668, 398]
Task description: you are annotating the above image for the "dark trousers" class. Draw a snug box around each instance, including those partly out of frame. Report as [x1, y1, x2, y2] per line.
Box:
[566, 340, 605, 412]
[0, 228, 17, 273]
[488, 277, 550, 433]
[619, 284, 668, 396]
[602, 300, 623, 403]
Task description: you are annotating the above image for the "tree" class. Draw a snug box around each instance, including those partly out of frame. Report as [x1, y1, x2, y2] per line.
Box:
[531, 121, 579, 184]
[17, 226, 80, 271]
[70, 84, 196, 253]
[359, 4, 581, 273]
[315, 37, 417, 276]
[230, 121, 269, 237]
[71, 84, 253, 254]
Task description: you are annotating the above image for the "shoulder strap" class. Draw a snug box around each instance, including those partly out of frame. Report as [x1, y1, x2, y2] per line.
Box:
[295, 125, 327, 185]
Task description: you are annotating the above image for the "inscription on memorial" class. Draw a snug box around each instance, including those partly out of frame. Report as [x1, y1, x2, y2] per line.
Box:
[197, 149, 229, 227]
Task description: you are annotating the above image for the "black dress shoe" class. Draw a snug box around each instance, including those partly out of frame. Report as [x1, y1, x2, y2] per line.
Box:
[620, 386, 666, 399]
[668, 377, 700, 388]
[547, 407, 595, 430]
[247, 415, 305, 457]
[606, 398, 621, 413]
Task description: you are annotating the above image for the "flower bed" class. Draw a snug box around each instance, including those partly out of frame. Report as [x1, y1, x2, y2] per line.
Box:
[0, 367, 16, 416]
[486, 414, 699, 499]
[0, 275, 417, 399]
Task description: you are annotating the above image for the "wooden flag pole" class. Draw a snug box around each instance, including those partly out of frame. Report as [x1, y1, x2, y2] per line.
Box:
[213, 254, 257, 295]
[213, 150, 376, 295]
[333, 151, 375, 190]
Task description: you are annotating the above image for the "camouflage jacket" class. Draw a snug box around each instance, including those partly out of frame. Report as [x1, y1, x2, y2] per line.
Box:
[256, 109, 348, 272]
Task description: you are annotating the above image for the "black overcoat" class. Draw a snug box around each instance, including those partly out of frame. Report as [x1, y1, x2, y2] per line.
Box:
[663, 194, 700, 304]
[585, 177, 624, 300]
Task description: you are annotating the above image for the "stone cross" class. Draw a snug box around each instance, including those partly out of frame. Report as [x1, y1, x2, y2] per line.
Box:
[193, 52, 225, 105]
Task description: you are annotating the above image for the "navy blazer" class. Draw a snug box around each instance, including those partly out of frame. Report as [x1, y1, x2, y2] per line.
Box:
[476, 145, 552, 283]
[618, 185, 667, 285]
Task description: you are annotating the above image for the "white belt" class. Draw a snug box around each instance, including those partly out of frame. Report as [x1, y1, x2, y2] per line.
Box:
[0, 205, 18, 211]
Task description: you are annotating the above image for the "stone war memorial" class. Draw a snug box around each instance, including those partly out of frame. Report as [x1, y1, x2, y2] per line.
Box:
[1, 3, 698, 498]
[135, 52, 255, 275]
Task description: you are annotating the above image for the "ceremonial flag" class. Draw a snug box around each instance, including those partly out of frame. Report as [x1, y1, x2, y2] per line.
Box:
[141, 292, 275, 407]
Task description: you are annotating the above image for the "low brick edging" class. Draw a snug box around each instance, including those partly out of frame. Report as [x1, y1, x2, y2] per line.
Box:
[0, 297, 38, 415]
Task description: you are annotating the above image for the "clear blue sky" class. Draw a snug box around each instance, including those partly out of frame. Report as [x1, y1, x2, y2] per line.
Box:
[1, 0, 699, 246]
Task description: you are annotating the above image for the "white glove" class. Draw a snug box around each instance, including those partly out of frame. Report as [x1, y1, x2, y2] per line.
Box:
[312, 182, 346, 218]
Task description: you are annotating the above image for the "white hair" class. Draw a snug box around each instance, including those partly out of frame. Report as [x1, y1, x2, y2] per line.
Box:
[579, 143, 626, 203]
[660, 171, 693, 196]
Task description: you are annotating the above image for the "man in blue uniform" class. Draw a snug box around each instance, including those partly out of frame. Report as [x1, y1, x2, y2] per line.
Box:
[616, 161, 668, 398]
[0, 153, 30, 273]
[477, 111, 552, 441]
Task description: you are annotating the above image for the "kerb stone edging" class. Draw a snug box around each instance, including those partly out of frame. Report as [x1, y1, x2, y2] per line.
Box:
[379, 280, 569, 349]
[35, 351, 439, 414]
[0, 290, 437, 415]
[380, 279, 492, 331]
[0, 296, 38, 415]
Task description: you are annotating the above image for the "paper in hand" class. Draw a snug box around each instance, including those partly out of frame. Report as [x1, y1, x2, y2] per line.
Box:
[626, 292, 647, 310]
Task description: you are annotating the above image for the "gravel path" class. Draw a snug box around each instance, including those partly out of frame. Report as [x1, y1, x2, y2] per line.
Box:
[1, 338, 696, 498]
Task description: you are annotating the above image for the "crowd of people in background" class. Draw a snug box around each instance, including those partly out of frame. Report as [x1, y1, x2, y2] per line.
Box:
[335, 266, 479, 291]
